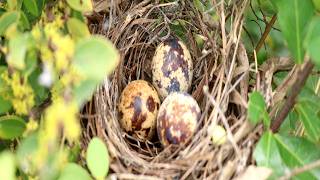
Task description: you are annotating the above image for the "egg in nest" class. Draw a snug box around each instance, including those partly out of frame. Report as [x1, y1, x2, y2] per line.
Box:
[152, 38, 193, 100]
[119, 80, 160, 141]
[157, 92, 201, 146]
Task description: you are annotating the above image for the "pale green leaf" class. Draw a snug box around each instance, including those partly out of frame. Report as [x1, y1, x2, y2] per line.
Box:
[304, 17, 320, 47]
[0, 115, 26, 139]
[253, 131, 287, 178]
[73, 79, 97, 106]
[0, 11, 19, 36]
[248, 91, 270, 127]
[313, 0, 320, 11]
[307, 37, 320, 67]
[67, 18, 90, 39]
[8, 0, 18, 10]
[66, 0, 93, 12]
[0, 96, 12, 115]
[17, 134, 38, 174]
[7, 33, 30, 70]
[74, 36, 119, 81]
[59, 163, 92, 180]
[273, 0, 314, 63]
[193, 0, 205, 12]
[304, 17, 320, 66]
[0, 151, 16, 180]
[73, 36, 119, 105]
[275, 135, 320, 179]
[86, 137, 109, 179]
[295, 101, 320, 142]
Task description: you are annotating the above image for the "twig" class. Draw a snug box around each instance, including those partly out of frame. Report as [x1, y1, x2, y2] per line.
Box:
[271, 60, 314, 133]
[255, 14, 277, 53]
[279, 159, 320, 180]
[29, 96, 52, 120]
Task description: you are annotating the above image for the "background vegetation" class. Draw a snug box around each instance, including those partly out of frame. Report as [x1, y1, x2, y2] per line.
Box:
[0, 0, 319, 179]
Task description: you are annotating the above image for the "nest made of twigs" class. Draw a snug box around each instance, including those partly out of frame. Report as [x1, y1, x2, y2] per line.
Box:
[81, 0, 262, 179]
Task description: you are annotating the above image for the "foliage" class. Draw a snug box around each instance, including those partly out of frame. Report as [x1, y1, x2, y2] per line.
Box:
[248, 91, 270, 127]
[0, 0, 320, 179]
[0, 0, 118, 179]
[250, 0, 320, 179]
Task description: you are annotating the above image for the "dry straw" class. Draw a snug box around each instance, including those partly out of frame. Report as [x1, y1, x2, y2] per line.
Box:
[81, 0, 262, 179]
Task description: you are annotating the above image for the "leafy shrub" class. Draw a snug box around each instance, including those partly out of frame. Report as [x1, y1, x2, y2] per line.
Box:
[0, 0, 118, 179]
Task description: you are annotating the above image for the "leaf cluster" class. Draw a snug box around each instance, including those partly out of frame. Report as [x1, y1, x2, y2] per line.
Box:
[0, 0, 118, 179]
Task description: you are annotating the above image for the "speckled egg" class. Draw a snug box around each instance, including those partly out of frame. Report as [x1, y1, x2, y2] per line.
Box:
[119, 80, 161, 141]
[152, 38, 193, 100]
[157, 92, 201, 146]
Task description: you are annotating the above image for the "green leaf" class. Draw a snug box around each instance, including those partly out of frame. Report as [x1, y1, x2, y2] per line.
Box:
[304, 17, 320, 48]
[258, 0, 276, 16]
[68, 142, 81, 162]
[59, 163, 92, 180]
[279, 111, 299, 135]
[0, 96, 12, 115]
[273, 0, 314, 64]
[298, 86, 320, 104]
[73, 36, 119, 105]
[8, 0, 18, 10]
[7, 33, 30, 70]
[28, 67, 48, 105]
[0, 68, 11, 112]
[19, 11, 30, 30]
[0, 11, 19, 36]
[73, 79, 97, 106]
[23, 50, 37, 77]
[275, 135, 320, 179]
[86, 137, 109, 179]
[0, 151, 16, 180]
[22, 0, 38, 17]
[253, 131, 287, 178]
[248, 91, 270, 127]
[66, 0, 93, 12]
[304, 17, 320, 67]
[17, 133, 38, 174]
[0, 8, 5, 16]
[0, 66, 7, 92]
[313, 0, 320, 11]
[307, 37, 320, 67]
[0, 115, 26, 139]
[67, 18, 90, 39]
[193, 0, 205, 12]
[295, 101, 320, 142]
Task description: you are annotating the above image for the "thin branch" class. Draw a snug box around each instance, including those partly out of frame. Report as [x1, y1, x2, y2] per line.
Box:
[29, 96, 52, 120]
[255, 14, 277, 53]
[279, 159, 320, 180]
[271, 60, 314, 133]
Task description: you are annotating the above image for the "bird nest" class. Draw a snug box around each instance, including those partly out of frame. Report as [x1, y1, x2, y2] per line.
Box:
[81, 0, 262, 179]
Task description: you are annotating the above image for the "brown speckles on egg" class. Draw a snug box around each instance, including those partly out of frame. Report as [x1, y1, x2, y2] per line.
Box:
[119, 80, 161, 141]
[152, 38, 193, 100]
[157, 92, 201, 147]
[147, 96, 155, 112]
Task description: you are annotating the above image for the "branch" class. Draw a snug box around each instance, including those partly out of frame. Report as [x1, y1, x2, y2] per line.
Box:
[279, 159, 320, 180]
[255, 15, 277, 53]
[29, 97, 52, 120]
[271, 60, 314, 133]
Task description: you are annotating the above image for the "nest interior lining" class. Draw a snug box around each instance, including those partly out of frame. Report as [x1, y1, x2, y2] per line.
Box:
[81, 0, 260, 179]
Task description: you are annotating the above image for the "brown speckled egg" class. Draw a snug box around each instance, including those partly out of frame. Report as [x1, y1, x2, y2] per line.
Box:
[119, 80, 160, 141]
[157, 92, 201, 146]
[152, 38, 193, 100]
